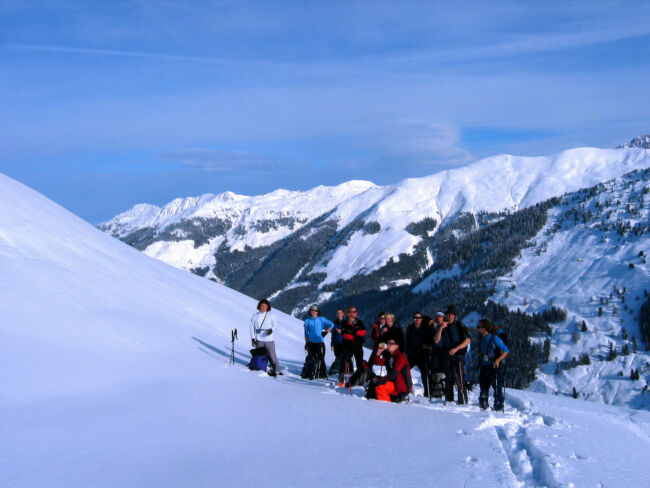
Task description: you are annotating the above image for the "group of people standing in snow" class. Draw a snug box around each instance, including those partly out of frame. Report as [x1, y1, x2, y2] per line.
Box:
[250, 299, 510, 411]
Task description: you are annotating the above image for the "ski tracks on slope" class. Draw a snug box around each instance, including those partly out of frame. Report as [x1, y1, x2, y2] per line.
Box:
[489, 394, 566, 488]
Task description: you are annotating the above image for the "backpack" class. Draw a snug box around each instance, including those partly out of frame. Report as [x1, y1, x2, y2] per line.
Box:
[484, 333, 507, 362]
[349, 360, 373, 386]
[248, 347, 269, 371]
[301, 353, 326, 380]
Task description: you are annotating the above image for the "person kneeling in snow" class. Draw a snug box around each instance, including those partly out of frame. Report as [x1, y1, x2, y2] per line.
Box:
[368, 340, 412, 402]
[476, 319, 509, 411]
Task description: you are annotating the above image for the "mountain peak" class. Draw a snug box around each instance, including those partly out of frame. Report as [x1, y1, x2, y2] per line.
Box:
[617, 135, 650, 149]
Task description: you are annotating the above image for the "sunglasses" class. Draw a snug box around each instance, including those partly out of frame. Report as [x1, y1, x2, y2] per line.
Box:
[413, 316, 422, 319]
[387, 341, 397, 346]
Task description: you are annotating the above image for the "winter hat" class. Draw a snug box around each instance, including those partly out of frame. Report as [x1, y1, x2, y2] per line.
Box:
[435, 312, 445, 317]
[445, 305, 457, 316]
[310, 304, 320, 311]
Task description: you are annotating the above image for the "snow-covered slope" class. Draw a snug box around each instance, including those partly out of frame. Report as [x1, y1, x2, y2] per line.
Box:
[489, 169, 650, 408]
[3, 173, 650, 487]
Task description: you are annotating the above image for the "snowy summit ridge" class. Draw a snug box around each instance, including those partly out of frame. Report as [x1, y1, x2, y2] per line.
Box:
[101, 146, 649, 296]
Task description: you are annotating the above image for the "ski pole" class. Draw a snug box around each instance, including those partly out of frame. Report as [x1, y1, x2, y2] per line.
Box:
[424, 352, 431, 401]
[230, 329, 238, 365]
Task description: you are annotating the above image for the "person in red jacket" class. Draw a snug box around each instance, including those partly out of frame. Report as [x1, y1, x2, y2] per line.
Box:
[367, 311, 385, 366]
[337, 306, 367, 386]
[370, 340, 412, 402]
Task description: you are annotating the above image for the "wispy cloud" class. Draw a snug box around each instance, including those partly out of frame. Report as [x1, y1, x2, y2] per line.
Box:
[162, 149, 309, 174]
[6, 43, 291, 68]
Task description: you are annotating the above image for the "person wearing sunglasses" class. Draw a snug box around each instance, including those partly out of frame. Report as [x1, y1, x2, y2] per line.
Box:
[368, 339, 412, 402]
[406, 312, 435, 397]
[302, 304, 334, 379]
[337, 306, 366, 386]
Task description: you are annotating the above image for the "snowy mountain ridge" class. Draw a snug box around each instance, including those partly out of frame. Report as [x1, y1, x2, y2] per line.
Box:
[100, 146, 649, 310]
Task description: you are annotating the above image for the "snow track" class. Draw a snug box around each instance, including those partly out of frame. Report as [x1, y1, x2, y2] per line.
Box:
[251, 357, 650, 488]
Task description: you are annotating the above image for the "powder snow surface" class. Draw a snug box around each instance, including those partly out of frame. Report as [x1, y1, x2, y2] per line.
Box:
[2, 172, 650, 487]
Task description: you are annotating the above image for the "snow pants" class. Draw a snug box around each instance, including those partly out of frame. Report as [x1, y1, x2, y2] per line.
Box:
[443, 355, 467, 404]
[375, 380, 398, 402]
[479, 363, 506, 410]
[338, 342, 363, 383]
[408, 351, 431, 397]
[305, 342, 327, 378]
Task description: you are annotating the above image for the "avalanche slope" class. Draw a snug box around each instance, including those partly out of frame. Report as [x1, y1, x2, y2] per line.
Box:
[2, 172, 650, 487]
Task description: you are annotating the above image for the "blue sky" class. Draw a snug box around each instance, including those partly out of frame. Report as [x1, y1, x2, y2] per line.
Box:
[1, 1, 649, 223]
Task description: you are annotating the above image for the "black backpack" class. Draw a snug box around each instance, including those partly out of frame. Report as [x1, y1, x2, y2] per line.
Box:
[301, 353, 326, 379]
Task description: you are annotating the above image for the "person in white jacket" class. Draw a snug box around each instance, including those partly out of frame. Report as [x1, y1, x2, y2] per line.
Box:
[250, 298, 281, 376]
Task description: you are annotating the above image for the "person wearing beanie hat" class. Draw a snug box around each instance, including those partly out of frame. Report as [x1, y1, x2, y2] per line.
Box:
[434, 304, 470, 404]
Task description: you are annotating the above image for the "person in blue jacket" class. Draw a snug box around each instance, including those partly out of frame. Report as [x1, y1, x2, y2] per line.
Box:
[476, 318, 510, 411]
[303, 304, 334, 378]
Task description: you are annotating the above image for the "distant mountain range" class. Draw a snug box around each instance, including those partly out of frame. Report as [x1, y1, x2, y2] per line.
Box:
[99, 138, 650, 404]
[100, 144, 648, 315]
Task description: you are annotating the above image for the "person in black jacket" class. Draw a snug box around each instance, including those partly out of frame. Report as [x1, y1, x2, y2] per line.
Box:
[329, 308, 345, 375]
[434, 305, 470, 405]
[406, 312, 434, 397]
[429, 312, 447, 398]
[377, 313, 405, 352]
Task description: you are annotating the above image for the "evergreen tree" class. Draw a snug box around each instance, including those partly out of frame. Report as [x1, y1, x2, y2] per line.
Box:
[581, 320, 588, 332]
[543, 338, 551, 361]
[607, 343, 617, 361]
[623, 343, 630, 356]
[572, 387, 578, 399]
